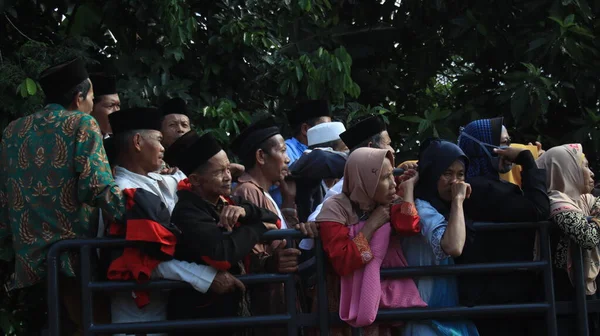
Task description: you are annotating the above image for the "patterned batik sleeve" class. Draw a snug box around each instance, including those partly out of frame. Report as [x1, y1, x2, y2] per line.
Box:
[0, 137, 10, 245]
[589, 197, 600, 217]
[553, 210, 600, 249]
[74, 115, 124, 222]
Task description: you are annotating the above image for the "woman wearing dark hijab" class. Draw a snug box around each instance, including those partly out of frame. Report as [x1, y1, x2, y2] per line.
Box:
[456, 118, 550, 335]
[401, 139, 479, 335]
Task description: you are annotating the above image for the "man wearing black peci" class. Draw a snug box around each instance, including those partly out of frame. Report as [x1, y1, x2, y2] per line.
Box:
[165, 131, 280, 336]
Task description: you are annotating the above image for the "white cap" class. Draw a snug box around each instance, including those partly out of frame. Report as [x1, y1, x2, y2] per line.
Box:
[307, 122, 346, 147]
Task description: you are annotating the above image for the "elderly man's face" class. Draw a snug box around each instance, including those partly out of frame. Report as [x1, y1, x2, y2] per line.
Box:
[137, 130, 165, 173]
[190, 150, 232, 199]
[162, 114, 191, 148]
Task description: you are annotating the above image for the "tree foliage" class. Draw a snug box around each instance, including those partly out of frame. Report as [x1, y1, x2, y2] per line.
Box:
[2, 0, 600, 333]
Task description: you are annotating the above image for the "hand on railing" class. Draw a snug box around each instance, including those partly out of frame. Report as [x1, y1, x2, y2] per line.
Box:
[269, 239, 301, 273]
[295, 222, 319, 238]
[209, 271, 245, 294]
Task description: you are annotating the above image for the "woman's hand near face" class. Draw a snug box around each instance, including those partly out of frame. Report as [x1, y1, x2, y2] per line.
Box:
[493, 146, 525, 162]
[397, 170, 418, 202]
[361, 205, 390, 240]
[451, 181, 471, 202]
[528, 141, 545, 157]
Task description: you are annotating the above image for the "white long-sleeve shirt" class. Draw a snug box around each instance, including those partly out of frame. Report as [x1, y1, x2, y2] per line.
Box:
[110, 166, 217, 336]
[300, 178, 344, 250]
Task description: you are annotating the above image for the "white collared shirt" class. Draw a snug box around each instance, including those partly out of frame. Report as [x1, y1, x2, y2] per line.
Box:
[300, 177, 344, 250]
[110, 166, 216, 335]
[114, 166, 180, 213]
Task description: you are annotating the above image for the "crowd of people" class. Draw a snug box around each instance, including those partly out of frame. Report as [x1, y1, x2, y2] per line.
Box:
[1, 58, 599, 336]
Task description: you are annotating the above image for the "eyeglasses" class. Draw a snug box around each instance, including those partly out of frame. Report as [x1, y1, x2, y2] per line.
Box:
[500, 137, 512, 147]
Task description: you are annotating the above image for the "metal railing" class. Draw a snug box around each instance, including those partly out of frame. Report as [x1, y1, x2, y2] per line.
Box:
[45, 221, 597, 336]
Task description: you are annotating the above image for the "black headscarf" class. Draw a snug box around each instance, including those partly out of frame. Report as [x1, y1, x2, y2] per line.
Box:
[415, 139, 469, 216]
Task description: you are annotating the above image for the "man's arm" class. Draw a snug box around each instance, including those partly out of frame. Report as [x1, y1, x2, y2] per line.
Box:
[152, 259, 217, 293]
[73, 115, 124, 222]
[233, 196, 280, 225]
[152, 260, 245, 294]
[173, 207, 268, 270]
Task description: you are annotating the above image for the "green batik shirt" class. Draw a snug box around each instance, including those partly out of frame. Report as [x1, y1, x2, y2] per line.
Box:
[0, 104, 125, 290]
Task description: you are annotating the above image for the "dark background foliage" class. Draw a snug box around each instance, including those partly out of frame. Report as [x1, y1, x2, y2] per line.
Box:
[2, 0, 600, 333]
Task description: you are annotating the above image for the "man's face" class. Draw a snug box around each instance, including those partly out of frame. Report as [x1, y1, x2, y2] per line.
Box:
[136, 130, 165, 173]
[313, 116, 332, 126]
[302, 116, 332, 138]
[77, 79, 95, 114]
[161, 114, 191, 148]
[333, 139, 348, 152]
[375, 130, 394, 153]
[261, 135, 291, 184]
[91, 94, 120, 135]
[190, 150, 232, 198]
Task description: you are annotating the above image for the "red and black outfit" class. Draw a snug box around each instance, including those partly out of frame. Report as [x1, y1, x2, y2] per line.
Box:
[167, 188, 279, 336]
[105, 188, 181, 308]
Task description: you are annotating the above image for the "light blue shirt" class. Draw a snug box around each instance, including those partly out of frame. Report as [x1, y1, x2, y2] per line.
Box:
[285, 137, 308, 166]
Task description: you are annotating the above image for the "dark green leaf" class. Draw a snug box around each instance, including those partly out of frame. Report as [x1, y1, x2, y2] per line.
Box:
[430, 108, 452, 121]
[417, 119, 430, 133]
[548, 16, 564, 27]
[564, 14, 575, 25]
[564, 39, 584, 61]
[295, 63, 303, 81]
[25, 78, 36, 95]
[19, 83, 27, 98]
[280, 79, 290, 95]
[527, 38, 548, 52]
[232, 120, 240, 135]
[399, 116, 425, 123]
[569, 25, 595, 38]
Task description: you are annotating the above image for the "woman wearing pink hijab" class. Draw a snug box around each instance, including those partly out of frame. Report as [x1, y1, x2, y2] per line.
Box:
[537, 144, 600, 335]
[316, 147, 426, 336]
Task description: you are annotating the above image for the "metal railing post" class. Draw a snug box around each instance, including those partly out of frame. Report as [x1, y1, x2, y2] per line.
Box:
[285, 272, 298, 336]
[571, 244, 589, 336]
[80, 245, 94, 336]
[539, 223, 557, 336]
[47, 242, 63, 336]
[314, 238, 330, 336]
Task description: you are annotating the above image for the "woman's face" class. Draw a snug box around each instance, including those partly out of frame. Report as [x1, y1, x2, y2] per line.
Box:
[497, 126, 513, 173]
[582, 157, 595, 194]
[437, 160, 466, 202]
[372, 158, 397, 205]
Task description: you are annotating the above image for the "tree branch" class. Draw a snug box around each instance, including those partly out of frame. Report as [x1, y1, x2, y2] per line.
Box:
[4, 14, 38, 42]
